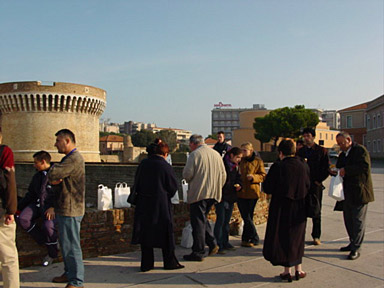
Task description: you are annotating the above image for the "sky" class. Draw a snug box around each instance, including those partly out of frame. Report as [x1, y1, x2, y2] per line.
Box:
[1, 0, 383, 137]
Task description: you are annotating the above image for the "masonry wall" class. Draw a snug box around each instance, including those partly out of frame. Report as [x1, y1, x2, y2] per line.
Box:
[15, 163, 269, 268]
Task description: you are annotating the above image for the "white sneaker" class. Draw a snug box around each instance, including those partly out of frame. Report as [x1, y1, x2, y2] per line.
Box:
[42, 255, 54, 267]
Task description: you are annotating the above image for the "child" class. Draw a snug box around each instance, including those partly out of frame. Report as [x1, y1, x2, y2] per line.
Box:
[17, 151, 58, 266]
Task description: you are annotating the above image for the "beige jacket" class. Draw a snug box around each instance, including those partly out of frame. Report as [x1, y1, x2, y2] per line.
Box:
[183, 144, 226, 204]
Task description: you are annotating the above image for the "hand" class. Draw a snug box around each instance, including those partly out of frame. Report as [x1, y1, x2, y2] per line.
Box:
[234, 184, 242, 192]
[329, 168, 337, 176]
[45, 207, 55, 220]
[4, 214, 14, 225]
[339, 168, 345, 177]
[246, 174, 253, 181]
[50, 179, 63, 185]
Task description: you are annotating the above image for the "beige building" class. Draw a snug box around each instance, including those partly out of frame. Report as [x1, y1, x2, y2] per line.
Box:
[99, 135, 124, 155]
[338, 103, 368, 145]
[313, 122, 339, 150]
[365, 95, 384, 159]
[0, 81, 106, 162]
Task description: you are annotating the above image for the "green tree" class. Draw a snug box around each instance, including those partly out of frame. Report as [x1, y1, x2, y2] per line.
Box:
[206, 134, 218, 140]
[131, 130, 156, 147]
[254, 105, 319, 151]
[157, 130, 177, 152]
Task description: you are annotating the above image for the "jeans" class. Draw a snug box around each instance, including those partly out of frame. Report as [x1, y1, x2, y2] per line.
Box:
[214, 201, 234, 249]
[57, 215, 84, 287]
[190, 199, 217, 257]
[237, 198, 259, 243]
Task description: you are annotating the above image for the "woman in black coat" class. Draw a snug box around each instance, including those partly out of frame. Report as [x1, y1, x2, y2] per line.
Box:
[131, 142, 184, 272]
[263, 139, 310, 282]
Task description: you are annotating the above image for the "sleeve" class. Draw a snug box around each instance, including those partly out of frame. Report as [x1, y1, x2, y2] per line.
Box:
[0, 146, 17, 214]
[18, 174, 38, 211]
[48, 157, 75, 183]
[0, 146, 15, 171]
[182, 154, 195, 182]
[42, 172, 55, 210]
[164, 165, 178, 198]
[251, 159, 267, 183]
[344, 146, 370, 177]
[263, 162, 279, 195]
[317, 148, 330, 182]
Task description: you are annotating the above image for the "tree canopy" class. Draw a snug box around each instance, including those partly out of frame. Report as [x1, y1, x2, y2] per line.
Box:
[131, 130, 157, 147]
[253, 105, 319, 151]
[157, 129, 177, 152]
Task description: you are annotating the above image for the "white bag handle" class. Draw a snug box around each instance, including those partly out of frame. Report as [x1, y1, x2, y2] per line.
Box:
[182, 179, 187, 185]
[115, 182, 121, 188]
[98, 184, 105, 189]
[121, 182, 128, 188]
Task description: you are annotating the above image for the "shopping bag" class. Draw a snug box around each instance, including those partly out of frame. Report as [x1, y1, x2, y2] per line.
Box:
[181, 179, 188, 203]
[114, 182, 131, 208]
[180, 223, 193, 248]
[97, 184, 113, 210]
[171, 191, 180, 204]
[328, 172, 344, 201]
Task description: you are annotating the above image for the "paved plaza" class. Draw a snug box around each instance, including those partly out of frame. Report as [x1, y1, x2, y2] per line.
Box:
[16, 165, 384, 288]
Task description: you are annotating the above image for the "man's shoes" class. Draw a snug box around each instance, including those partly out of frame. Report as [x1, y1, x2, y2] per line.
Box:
[340, 245, 351, 252]
[313, 238, 321, 245]
[52, 273, 68, 283]
[42, 255, 54, 267]
[183, 253, 204, 262]
[224, 243, 236, 251]
[140, 265, 154, 272]
[241, 241, 254, 247]
[348, 251, 360, 260]
[218, 248, 226, 254]
[65, 285, 84, 288]
[208, 245, 219, 256]
[164, 263, 185, 270]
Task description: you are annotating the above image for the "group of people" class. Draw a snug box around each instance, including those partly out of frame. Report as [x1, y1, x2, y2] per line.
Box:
[0, 127, 374, 287]
[0, 129, 86, 288]
[131, 129, 375, 283]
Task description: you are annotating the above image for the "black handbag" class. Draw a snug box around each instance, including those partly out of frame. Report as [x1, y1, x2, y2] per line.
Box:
[127, 187, 137, 206]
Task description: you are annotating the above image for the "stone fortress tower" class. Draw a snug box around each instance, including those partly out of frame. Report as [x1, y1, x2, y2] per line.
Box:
[0, 81, 106, 162]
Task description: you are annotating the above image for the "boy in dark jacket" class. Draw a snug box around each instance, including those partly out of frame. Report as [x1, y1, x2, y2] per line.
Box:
[17, 151, 58, 266]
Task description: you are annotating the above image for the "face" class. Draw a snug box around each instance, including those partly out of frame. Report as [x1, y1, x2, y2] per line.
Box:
[241, 147, 252, 157]
[54, 135, 68, 154]
[296, 142, 304, 151]
[189, 142, 198, 152]
[33, 158, 45, 171]
[229, 153, 242, 164]
[303, 132, 315, 146]
[217, 133, 225, 143]
[336, 136, 352, 152]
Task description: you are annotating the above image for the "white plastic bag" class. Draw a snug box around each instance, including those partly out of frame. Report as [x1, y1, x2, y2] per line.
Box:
[171, 191, 180, 204]
[181, 179, 188, 203]
[328, 172, 344, 201]
[114, 182, 131, 208]
[180, 223, 193, 248]
[98, 184, 113, 210]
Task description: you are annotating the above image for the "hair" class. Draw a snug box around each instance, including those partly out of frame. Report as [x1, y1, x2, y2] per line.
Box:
[33, 150, 51, 163]
[302, 127, 316, 137]
[227, 147, 242, 157]
[278, 139, 296, 156]
[296, 139, 304, 146]
[336, 131, 351, 139]
[217, 131, 225, 135]
[189, 134, 204, 145]
[55, 129, 76, 144]
[154, 142, 169, 156]
[240, 142, 254, 152]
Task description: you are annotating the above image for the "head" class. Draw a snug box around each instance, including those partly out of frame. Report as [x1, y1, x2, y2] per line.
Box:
[296, 139, 304, 152]
[33, 151, 51, 171]
[240, 142, 254, 158]
[54, 129, 76, 154]
[154, 142, 170, 158]
[189, 134, 204, 152]
[278, 139, 296, 160]
[336, 132, 353, 152]
[302, 127, 316, 146]
[217, 131, 225, 143]
[227, 147, 243, 164]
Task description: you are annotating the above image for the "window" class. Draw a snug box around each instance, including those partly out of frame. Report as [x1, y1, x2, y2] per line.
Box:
[331, 134, 334, 140]
[326, 134, 328, 140]
[378, 113, 381, 127]
[378, 140, 381, 152]
[320, 133, 322, 139]
[373, 116, 376, 129]
[366, 115, 370, 129]
[346, 115, 353, 128]
[319, 140, 324, 146]
[373, 140, 376, 153]
[367, 141, 371, 152]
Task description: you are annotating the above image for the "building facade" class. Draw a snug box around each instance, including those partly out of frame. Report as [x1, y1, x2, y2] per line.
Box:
[0, 81, 106, 162]
[365, 95, 384, 159]
[321, 110, 340, 130]
[338, 103, 368, 145]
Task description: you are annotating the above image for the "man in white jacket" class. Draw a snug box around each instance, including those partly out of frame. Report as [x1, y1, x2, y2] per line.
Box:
[183, 134, 226, 261]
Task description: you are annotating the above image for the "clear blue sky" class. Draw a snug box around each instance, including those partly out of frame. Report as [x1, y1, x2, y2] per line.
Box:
[1, 1, 383, 137]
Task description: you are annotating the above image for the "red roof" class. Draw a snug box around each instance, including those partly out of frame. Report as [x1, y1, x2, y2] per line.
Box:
[338, 102, 368, 112]
[205, 138, 217, 145]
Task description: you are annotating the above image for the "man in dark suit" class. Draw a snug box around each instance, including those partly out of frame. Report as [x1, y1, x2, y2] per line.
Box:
[335, 132, 374, 260]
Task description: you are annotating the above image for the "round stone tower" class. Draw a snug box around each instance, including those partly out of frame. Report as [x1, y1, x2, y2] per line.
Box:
[0, 81, 106, 162]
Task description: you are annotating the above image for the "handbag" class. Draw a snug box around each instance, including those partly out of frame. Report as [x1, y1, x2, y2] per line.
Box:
[328, 172, 344, 201]
[170, 191, 180, 204]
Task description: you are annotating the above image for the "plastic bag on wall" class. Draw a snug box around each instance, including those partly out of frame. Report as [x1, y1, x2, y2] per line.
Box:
[171, 191, 180, 204]
[181, 179, 188, 203]
[180, 223, 193, 248]
[114, 182, 131, 208]
[98, 184, 113, 211]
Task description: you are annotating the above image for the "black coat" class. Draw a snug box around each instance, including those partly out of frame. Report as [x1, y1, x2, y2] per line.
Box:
[263, 156, 310, 267]
[131, 155, 178, 249]
[221, 155, 241, 204]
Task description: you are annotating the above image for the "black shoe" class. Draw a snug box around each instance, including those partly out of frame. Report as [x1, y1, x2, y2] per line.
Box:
[279, 273, 292, 282]
[340, 245, 351, 252]
[208, 245, 219, 256]
[347, 251, 360, 260]
[183, 253, 204, 262]
[223, 243, 236, 251]
[164, 263, 185, 270]
[140, 265, 154, 272]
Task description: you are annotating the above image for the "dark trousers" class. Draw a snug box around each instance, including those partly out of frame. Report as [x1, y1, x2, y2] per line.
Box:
[190, 199, 217, 257]
[310, 184, 323, 239]
[237, 198, 259, 243]
[214, 201, 234, 249]
[17, 204, 58, 258]
[140, 245, 178, 270]
[343, 202, 368, 252]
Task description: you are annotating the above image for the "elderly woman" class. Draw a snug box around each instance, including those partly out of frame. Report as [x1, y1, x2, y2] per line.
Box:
[263, 139, 310, 282]
[131, 142, 184, 272]
[238, 142, 266, 247]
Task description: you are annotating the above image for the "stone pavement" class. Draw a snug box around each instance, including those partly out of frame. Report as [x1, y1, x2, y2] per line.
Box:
[17, 166, 384, 288]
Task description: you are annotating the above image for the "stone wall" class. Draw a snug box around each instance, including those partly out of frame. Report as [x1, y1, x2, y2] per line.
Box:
[15, 163, 269, 268]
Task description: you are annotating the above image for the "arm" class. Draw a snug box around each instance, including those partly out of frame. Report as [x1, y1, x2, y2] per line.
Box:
[263, 163, 279, 195]
[250, 159, 267, 183]
[344, 146, 370, 177]
[182, 154, 195, 182]
[317, 148, 330, 183]
[47, 157, 75, 183]
[164, 165, 178, 198]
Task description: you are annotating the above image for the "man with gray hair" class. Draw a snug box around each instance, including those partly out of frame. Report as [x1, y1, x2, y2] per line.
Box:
[183, 134, 226, 261]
